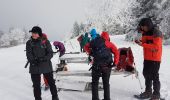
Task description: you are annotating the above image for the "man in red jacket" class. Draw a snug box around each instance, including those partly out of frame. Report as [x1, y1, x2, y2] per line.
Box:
[84, 29, 119, 100]
[135, 18, 162, 100]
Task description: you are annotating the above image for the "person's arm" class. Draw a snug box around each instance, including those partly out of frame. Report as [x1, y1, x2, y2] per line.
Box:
[142, 37, 162, 50]
[105, 41, 119, 65]
[26, 40, 35, 62]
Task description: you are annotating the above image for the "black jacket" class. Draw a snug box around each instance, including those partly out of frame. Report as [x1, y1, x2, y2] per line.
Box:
[26, 37, 53, 74]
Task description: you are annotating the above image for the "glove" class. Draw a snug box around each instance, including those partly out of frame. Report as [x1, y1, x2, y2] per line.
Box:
[135, 40, 142, 46]
[110, 62, 116, 68]
[135, 40, 140, 43]
[30, 58, 39, 67]
[88, 56, 92, 62]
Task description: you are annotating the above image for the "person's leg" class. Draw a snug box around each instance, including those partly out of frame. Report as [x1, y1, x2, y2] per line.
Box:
[43, 72, 59, 100]
[143, 60, 153, 93]
[31, 74, 42, 100]
[43, 76, 49, 90]
[102, 68, 111, 100]
[43, 76, 49, 86]
[92, 69, 100, 100]
[80, 44, 83, 52]
[138, 60, 152, 99]
[152, 61, 161, 98]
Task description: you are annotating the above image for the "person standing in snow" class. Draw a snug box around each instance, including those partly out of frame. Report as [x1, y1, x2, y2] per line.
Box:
[81, 32, 90, 52]
[84, 29, 119, 100]
[26, 26, 59, 100]
[135, 18, 163, 100]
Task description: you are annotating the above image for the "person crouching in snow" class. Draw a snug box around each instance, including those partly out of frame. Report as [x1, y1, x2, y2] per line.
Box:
[53, 41, 67, 72]
[84, 29, 119, 100]
[26, 26, 59, 100]
[135, 18, 163, 100]
[53, 41, 65, 57]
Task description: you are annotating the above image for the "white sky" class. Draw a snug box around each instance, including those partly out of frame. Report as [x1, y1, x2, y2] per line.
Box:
[0, 0, 90, 41]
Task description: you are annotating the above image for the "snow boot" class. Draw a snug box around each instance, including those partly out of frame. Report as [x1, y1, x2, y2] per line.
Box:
[136, 91, 152, 99]
[52, 95, 59, 100]
[149, 94, 160, 100]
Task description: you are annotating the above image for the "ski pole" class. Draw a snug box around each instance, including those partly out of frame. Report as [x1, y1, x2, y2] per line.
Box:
[136, 74, 143, 90]
[134, 63, 143, 91]
[25, 61, 29, 68]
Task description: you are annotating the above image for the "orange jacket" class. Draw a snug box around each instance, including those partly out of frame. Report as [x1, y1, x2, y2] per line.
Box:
[84, 32, 119, 65]
[141, 28, 163, 61]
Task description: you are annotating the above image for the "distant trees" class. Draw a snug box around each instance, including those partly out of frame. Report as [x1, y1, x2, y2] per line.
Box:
[0, 28, 30, 48]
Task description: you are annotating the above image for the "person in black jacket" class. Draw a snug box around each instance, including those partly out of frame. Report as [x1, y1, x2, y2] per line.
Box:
[26, 26, 59, 100]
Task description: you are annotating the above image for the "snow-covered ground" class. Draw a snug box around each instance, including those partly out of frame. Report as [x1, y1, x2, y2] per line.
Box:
[0, 35, 170, 100]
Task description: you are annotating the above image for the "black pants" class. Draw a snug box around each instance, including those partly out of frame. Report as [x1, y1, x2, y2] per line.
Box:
[143, 60, 161, 96]
[31, 72, 59, 100]
[92, 67, 111, 100]
[80, 44, 83, 52]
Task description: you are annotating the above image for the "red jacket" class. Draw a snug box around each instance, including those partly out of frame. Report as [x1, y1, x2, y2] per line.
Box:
[84, 32, 119, 65]
[141, 28, 162, 61]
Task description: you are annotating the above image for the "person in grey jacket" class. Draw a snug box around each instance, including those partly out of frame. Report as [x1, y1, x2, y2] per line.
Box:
[26, 26, 59, 100]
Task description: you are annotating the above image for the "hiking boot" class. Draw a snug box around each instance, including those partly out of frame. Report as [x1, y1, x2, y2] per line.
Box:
[149, 94, 160, 100]
[138, 91, 152, 99]
[52, 96, 59, 100]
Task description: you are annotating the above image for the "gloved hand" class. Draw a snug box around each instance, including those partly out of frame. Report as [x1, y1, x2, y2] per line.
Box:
[135, 40, 142, 46]
[110, 62, 116, 68]
[30, 58, 39, 66]
[88, 56, 92, 62]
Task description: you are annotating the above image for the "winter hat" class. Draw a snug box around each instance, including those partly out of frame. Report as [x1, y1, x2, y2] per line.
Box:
[85, 32, 88, 37]
[90, 29, 97, 40]
[101, 31, 110, 41]
[29, 26, 43, 37]
[139, 18, 154, 31]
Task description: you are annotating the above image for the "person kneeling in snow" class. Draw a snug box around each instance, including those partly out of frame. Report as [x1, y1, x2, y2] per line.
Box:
[26, 26, 59, 100]
[84, 29, 119, 100]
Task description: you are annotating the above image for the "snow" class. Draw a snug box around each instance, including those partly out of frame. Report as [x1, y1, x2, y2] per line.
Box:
[0, 35, 170, 100]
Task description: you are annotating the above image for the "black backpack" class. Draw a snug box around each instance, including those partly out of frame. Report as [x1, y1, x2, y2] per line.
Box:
[90, 36, 113, 66]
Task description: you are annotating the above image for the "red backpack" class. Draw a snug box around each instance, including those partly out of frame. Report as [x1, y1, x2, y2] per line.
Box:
[77, 35, 83, 42]
[42, 33, 48, 44]
[116, 47, 135, 72]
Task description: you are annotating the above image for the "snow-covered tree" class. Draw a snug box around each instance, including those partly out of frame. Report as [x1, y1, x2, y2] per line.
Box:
[71, 21, 81, 38]
[0, 30, 4, 38]
[0, 28, 30, 48]
[84, 0, 138, 35]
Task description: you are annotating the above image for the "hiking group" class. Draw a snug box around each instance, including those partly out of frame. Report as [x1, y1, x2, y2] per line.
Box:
[26, 17, 162, 100]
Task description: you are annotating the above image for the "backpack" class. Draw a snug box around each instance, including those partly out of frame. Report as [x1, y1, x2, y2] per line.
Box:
[116, 47, 135, 72]
[77, 35, 83, 42]
[90, 36, 113, 67]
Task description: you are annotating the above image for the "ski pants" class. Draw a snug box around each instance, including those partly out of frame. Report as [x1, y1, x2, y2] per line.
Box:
[143, 60, 161, 96]
[92, 67, 111, 100]
[31, 72, 59, 100]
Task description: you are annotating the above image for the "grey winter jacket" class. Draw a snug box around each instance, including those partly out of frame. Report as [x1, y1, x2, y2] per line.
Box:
[26, 37, 53, 74]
